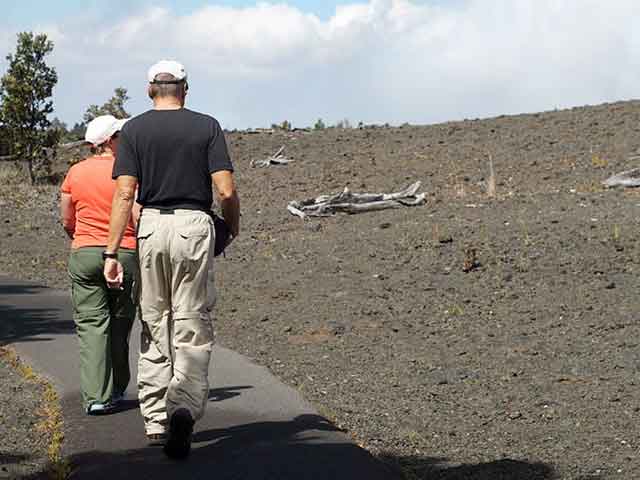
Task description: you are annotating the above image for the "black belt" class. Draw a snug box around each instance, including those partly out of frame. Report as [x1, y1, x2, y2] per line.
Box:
[142, 207, 207, 215]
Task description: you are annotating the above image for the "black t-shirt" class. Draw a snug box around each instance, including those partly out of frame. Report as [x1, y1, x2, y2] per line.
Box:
[113, 108, 233, 211]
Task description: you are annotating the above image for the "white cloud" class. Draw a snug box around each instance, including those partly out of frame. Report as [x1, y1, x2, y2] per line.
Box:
[2, 0, 640, 128]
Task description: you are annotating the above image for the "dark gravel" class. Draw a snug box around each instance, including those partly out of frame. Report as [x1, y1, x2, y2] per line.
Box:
[3, 100, 640, 479]
[0, 353, 49, 479]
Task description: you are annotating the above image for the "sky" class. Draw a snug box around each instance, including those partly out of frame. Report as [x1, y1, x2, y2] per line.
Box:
[1, 0, 639, 129]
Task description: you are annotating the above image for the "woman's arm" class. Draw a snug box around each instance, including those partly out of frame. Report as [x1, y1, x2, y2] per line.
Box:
[60, 193, 76, 239]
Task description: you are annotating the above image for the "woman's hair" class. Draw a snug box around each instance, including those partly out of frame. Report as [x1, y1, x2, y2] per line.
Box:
[90, 143, 109, 155]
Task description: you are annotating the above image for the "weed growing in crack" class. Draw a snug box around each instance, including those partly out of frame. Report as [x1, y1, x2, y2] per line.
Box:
[0, 347, 69, 480]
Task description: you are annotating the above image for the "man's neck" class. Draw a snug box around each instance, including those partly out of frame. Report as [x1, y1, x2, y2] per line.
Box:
[153, 98, 184, 110]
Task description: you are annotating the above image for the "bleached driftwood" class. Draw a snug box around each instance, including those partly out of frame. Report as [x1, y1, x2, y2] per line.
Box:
[251, 146, 294, 167]
[602, 168, 640, 188]
[287, 181, 426, 218]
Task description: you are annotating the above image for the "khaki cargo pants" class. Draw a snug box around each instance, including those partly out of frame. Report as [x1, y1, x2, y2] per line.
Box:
[136, 209, 216, 435]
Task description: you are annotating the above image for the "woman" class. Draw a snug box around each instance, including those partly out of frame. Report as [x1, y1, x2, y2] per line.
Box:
[60, 115, 139, 415]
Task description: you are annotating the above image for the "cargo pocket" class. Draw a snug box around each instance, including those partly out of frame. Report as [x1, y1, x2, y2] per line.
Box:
[177, 224, 211, 261]
[137, 222, 155, 268]
[137, 222, 155, 241]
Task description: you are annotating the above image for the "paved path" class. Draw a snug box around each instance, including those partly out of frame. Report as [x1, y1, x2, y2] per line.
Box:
[0, 277, 399, 479]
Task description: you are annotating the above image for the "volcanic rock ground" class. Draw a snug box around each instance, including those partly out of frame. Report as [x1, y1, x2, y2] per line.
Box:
[3, 100, 640, 478]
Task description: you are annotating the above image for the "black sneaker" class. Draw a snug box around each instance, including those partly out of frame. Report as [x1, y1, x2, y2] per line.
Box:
[163, 408, 194, 459]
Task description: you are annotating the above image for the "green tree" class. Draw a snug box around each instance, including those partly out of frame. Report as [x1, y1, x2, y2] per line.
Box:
[271, 120, 292, 131]
[83, 87, 130, 123]
[66, 122, 86, 142]
[49, 117, 68, 136]
[0, 32, 58, 183]
[280, 120, 292, 131]
[314, 118, 326, 130]
[336, 118, 352, 129]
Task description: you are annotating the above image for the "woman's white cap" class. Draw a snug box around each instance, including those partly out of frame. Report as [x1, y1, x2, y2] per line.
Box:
[84, 115, 128, 147]
[147, 60, 187, 83]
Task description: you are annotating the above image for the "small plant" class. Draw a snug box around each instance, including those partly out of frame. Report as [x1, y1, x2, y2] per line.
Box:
[519, 218, 533, 247]
[611, 224, 624, 251]
[487, 154, 497, 198]
[447, 304, 464, 316]
[432, 223, 452, 246]
[591, 154, 608, 168]
[613, 224, 621, 243]
[462, 246, 480, 272]
[0, 347, 68, 479]
[314, 118, 326, 130]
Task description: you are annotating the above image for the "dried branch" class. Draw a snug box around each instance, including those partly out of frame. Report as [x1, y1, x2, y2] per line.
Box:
[288, 181, 426, 218]
[602, 168, 640, 188]
[487, 154, 496, 197]
[251, 145, 294, 167]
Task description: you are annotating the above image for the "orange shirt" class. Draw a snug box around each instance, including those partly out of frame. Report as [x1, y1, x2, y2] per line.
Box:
[61, 154, 137, 250]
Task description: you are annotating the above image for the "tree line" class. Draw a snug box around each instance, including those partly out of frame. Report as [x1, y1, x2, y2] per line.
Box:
[0, 32, 130, 183]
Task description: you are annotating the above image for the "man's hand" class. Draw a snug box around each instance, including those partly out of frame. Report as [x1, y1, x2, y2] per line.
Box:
[212, 170, 240, 239]
[104, 258, 124, 290]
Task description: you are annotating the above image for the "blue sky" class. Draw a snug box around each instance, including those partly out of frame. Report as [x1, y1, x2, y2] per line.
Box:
[1, 1, 639, 129]
[4, 0, 381, 25]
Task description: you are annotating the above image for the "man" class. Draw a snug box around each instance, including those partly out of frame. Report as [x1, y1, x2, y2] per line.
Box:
[103, 60, 240, 459]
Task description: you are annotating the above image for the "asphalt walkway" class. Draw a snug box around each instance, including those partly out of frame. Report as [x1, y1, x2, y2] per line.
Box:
[0, 277, 399, 479]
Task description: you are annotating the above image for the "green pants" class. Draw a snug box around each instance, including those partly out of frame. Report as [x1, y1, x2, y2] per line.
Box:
[68, 247, 138, 409]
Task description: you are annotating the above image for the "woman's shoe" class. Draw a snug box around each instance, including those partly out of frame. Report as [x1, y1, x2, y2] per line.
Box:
[111, 391, 125, 404]
[86, 402, 115, 415]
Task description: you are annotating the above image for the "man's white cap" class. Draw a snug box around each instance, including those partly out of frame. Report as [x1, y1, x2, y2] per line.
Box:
[147, 60, 187, 83]
[85, 115, 128, 147]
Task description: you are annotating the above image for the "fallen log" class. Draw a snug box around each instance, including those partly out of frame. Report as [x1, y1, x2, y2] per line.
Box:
[602, 168, 640, 188]
[251, 146, 294, 167]
[288, 181, 426, 218]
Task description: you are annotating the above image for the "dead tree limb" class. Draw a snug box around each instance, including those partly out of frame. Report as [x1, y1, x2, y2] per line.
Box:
[603, 168, 640, 188]
[251, 145, 294, 167]
[288, 181, 426, 218]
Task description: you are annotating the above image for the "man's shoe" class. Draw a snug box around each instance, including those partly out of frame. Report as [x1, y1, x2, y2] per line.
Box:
[147, 433, 167, 446]
[163, 409, 194, 460]
[86, 402, 115, 415]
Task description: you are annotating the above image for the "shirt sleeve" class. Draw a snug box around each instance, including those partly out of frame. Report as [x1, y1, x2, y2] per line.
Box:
[113, 128, 138, 179]
[208, 120, 234, 174]
[60, 169, 73, 194]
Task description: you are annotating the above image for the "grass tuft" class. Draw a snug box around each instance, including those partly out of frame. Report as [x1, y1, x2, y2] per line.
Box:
[0, 346, 70, 479]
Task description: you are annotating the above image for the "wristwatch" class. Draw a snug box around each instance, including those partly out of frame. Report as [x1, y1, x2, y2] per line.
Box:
[102, 251, 118, 260]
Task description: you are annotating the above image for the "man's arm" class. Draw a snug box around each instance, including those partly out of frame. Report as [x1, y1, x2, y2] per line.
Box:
[60, 193, 76, 239]
[212, 170, 240, 238]
[132, 202, 142, 229]
[104, 175, 137, 289]
[106, 175, 138, 253]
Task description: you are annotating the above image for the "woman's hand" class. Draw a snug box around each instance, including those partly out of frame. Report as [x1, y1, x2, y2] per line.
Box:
[103, 258, 124, 290]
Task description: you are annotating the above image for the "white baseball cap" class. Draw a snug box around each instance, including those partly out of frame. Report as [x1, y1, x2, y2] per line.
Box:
[85, 115, 128, 147]
[147, 60, 187, 83]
